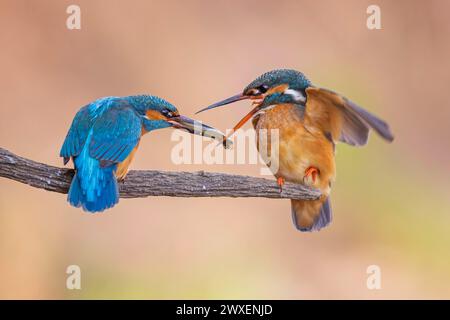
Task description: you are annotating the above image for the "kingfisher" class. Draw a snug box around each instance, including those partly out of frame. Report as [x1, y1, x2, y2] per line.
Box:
[61, 95, 230, 213]
[197, 69, 394, 232]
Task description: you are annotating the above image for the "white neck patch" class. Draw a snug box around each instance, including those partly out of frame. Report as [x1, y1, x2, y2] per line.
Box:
[284, 88, 306, 103]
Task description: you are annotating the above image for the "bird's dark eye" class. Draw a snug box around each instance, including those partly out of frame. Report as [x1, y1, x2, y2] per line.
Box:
[246, 85, 269, 96]
[161, 109, 174, 118]
[257, 85, 268, 93]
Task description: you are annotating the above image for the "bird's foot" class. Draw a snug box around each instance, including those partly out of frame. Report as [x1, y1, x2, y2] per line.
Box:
[277, 177, 285, 193]
[303, 166, 319, 185]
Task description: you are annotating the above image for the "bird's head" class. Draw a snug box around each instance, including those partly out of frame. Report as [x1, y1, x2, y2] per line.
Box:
[129, 95, 232, 146]
[130, 95, 181, 131]
[196, 69, 311, 133]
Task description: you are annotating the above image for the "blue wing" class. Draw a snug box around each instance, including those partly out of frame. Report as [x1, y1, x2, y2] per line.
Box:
[89, 101, 142, 165]
[60, 104, 96, 165]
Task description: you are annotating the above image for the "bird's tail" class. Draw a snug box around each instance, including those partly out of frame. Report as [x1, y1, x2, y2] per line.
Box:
[291, 197, 332, 232]
[68, 152, 119, 213]
[68, 170, 118, 213]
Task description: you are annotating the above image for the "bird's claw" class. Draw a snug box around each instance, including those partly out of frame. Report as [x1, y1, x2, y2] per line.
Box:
[277, 177, 285, 193]
[303, 166, 319, 185]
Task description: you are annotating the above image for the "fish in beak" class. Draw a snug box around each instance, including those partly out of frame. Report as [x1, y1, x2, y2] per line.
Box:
[168, 115, 233, 149]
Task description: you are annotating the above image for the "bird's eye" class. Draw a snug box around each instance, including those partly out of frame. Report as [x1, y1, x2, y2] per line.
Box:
[257, 85, 268, 93]
[247, 85, 268, 96]
[162, 109, 174, 118]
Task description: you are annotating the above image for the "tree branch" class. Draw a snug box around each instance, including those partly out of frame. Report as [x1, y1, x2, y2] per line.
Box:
[0, 147, 320, 200]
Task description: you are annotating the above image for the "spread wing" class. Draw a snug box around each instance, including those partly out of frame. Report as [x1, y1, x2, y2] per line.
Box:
[89, 102, 142, 165]
[60, 104, 95, 165]
[304, 87, 394, 146]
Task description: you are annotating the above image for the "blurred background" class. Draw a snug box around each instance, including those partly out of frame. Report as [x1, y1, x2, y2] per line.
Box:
[0, 0, 449, 299]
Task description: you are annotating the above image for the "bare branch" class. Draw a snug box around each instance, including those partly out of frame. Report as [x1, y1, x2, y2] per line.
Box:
[0, 147, 320, 200]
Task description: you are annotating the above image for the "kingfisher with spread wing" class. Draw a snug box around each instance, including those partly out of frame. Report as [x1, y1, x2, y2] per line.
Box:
[61, 95, 230, 213]
[197, 69, 394, 232]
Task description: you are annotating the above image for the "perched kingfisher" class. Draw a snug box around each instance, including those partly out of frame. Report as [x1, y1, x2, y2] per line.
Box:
[61, 95, 229, 213]
[197, 69, 394, 232]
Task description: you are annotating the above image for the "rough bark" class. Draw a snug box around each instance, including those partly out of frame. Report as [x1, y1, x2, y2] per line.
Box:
[0, 147, 320, 200]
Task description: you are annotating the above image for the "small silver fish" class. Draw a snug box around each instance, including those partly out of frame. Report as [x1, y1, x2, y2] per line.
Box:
[169, 115, 233, 149]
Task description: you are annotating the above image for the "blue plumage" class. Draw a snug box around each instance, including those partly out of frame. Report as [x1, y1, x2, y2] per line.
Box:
[244, 69, 311, 93]
[89, 102, 142, 163]
[60, 97, 116, 164]
[60, 95, 178, 213]
[68, 130, 119, 212]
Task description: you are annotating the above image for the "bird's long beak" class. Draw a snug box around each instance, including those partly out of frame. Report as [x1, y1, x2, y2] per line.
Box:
[168, 115, 233, 148]
[195, 93, 250, 114]
[196, 93, 264, 140]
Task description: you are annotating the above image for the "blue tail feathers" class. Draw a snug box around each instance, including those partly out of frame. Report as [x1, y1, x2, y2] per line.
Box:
[68, 167, 119, 213]
[68, 166, 119, 213]
[67, 141, 119, 213]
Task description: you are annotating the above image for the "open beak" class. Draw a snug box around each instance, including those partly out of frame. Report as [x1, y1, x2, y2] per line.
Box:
[196, 93, 264, 140]
[225, 102, 263, 138]
[168, 115, 233, 149]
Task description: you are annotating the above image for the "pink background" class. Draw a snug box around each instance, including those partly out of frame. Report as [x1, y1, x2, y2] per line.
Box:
[0, 0, 449, 298]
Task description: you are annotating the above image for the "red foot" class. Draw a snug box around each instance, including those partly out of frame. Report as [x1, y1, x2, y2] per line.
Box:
[303, 166, 319, 184]
[277, 177, 285, 193]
